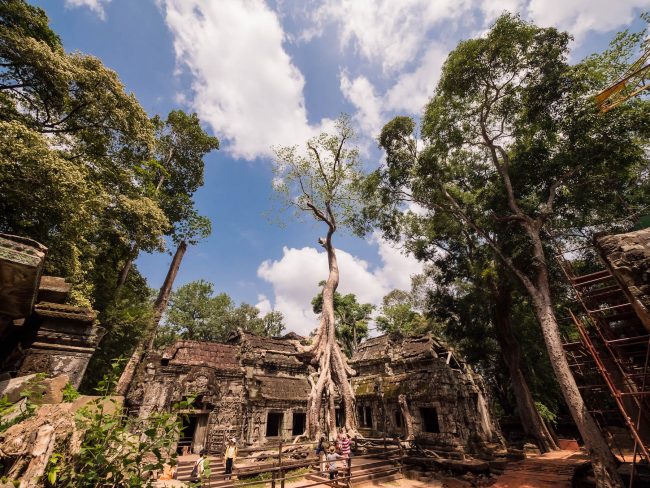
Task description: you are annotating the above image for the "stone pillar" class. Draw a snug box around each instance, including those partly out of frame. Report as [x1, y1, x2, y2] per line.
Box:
[0, 234, 47, 330]
[18, 302, 104, 388]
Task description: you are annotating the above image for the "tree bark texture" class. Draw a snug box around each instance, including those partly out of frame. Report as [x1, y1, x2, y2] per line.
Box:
[305, 229, 359, 440]
[115, 241, 187, 396]
[398, 394, 415, 440]
[489, 275, 559, 452]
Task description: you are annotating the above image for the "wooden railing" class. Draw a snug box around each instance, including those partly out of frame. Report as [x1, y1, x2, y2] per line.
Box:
[202, 437, 404, 488]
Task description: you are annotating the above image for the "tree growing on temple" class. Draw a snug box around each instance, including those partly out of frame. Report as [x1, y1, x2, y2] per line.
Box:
[311, 286, 374, 357]
[360, 14, 649, 487]
[272, 115, 363, 439]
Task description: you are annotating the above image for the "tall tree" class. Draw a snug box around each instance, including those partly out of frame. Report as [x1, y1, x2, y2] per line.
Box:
[0, 0, 167, 306]
[115, 113, 218, 396]
[116, 110, 220, 293]
[361, 15, 649, 487]
[272, 115, 363, 439]
[156, 280, 286, 345]
[375, 289, 431, 336]
[311, 286, 374, 357]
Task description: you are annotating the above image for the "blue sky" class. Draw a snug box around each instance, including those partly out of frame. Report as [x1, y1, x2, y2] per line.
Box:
[34, 0, 649, 334]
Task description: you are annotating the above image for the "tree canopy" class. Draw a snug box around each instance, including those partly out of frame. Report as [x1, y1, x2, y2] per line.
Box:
[360, 14, 649, 486]
[156, 280, 286, 346]
[311, 284, 373, 357]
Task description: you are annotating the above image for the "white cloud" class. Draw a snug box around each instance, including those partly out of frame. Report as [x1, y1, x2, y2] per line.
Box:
[159, 0, 332, 160]
[307, 0, 649, 142]
[385, 44, 449, 114]
[339, 72, 383, 139]
[309, 0, 471, 74]
[64, 0, 110, 20]
[371, 233, 423, 292]
[257, 237, 422, 335]
[526, 0, 650, 41]
[255, 294, 273, 315]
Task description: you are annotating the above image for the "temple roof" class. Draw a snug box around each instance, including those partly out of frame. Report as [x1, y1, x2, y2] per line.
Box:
[351, 333, 465, 370]
[234, 331, 302, 354]
[162, 340, 241, 372]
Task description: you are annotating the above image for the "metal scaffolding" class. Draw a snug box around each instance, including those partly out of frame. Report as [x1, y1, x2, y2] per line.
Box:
[595, 46, 650, 113]
[558, 250, 650, 473]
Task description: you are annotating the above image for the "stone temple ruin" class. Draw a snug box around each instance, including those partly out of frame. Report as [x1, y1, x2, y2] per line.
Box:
[0, 234, 104, 388]
[2, 227, 650, 486]
[125, 330, 503, 456]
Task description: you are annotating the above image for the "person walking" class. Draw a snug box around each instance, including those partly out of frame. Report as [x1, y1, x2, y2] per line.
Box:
[326, 445, 345, 480]
[190, 450, 207, 483]
[224, 437, 238, 479]
[315, 436, 328, 477]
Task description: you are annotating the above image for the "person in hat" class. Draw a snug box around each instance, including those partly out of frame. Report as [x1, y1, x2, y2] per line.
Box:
[224, 437, 238, 478]
[326, 445, 345, 480]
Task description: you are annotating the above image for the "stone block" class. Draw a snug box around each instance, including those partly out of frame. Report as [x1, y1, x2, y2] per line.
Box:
[37, 276, 71, 304]
[0, 374, 69, 404]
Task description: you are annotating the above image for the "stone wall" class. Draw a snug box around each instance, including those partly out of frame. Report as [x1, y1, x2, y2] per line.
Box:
[351, 334, 503, 456]
[596, 228, 650, 331]
[130, 332, 503, 457]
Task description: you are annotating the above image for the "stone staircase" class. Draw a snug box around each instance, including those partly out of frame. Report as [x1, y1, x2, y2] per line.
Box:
[306, 452, 403, 487]
[176, 457, 234, 487]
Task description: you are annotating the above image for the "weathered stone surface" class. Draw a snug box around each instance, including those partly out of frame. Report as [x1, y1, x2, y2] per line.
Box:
[0, 234, 47, 323]
[0, 395, 122, 487]
[128, 332, 311, 454]
[595, 228, 650, 331]
[18, 303, 104, 388]
[37, 276, 72, 304]
[0, 374, 69, 404]
[128, 331, 502, 458]
[350, 333, 504, 455]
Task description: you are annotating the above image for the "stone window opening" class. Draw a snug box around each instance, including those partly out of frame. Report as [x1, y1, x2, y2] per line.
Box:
[292, 412, 306, 435]
[266, 412, 283, 437]
[335, 408, 343, 427]
[420, 407, 440, 433]
[395, 410, 403, 428]
[357, 405, 373, 428]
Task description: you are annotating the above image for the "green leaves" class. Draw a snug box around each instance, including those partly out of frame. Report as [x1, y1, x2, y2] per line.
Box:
[157, 280, 286, 346]
[45, 361, 184, 487]
[272, 114, 363, 231]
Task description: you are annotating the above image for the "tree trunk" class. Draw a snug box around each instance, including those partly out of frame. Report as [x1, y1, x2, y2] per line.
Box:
[305, 230, 359, 440]
[114, 247, 137, 299]
[115, 241, 187, 396]
[522, 230, 622, 488]
[398, 394, 414, 440]
[490, 274, 559, 452]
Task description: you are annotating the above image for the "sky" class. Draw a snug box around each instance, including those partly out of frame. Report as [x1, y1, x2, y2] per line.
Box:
[34, 0, 650, 335]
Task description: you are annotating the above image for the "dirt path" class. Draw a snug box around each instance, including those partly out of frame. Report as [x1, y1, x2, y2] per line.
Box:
[490, 450, 588, 488]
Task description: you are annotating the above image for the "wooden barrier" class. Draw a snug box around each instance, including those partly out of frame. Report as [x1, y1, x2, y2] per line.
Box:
[204, 446, 403, 488]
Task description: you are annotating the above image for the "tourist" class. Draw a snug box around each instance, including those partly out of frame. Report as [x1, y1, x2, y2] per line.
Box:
[224, 437, 238, 479]
[315, 436, 328, 476]
[339, 433, 351, 457]
[326, 445, 345, 480]
[190, 450, 207, 483]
